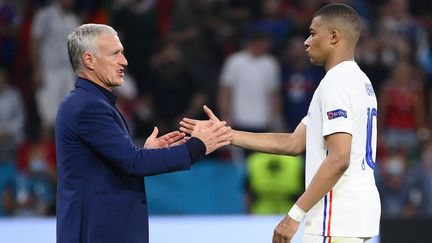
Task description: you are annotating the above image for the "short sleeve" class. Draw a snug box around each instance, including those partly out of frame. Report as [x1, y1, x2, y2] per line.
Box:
[320, 84, 353, 137]
[301, 116, 308, 126]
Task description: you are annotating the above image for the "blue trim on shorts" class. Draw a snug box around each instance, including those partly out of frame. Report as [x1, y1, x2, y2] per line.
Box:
[322, 194, 328, 238]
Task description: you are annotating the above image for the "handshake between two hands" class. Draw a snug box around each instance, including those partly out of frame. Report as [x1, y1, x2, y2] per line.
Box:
[144, 105, 233, 155]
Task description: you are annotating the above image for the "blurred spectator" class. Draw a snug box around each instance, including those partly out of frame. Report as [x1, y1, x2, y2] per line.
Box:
[404, 140, 432, 217]
[191, 1, 241, 106]
[248, 0, 292, 54]
[168, 0, 221, 92]
[0, 67, 25, 163]
[378, 61, 427, 151]
[280, 35, 323, 130]
[147, 41, 207, 135]
[356, 23, 390, 93]
[17, 138, 56, 179]
[376, 0, 429, 67]
[11, 0, 43, 139]
[0, 0, 21, 70]
[222, 0, 254, 54]
[377, 149, 410, 218]
[13, 141, 56, 216]
[31, 0, 80, 135]
[1, 65, 25, 217]
[111, 0, 158, 95]
[219, 30, 282, 132]
[218, 30, 282, 159]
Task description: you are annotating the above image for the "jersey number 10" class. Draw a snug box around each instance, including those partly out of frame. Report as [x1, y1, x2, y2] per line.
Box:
[364, 107, 377, 170]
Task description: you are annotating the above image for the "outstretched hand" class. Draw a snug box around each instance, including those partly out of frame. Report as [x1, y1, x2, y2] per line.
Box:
[203, 105, 220, 121]
[191, 120, 232, 155]
[144, 127, 186, 149]
[180, 105, 220, 135]
[179, 105, 232, 154]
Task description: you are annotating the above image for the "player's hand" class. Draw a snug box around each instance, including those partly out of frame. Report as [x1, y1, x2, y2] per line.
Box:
[272, 216, 300, 243]
[144, 127, 186, 149]
[180, 105, 221, 134]
[202, 105, 221, 121]
[191, 120, 232, 154]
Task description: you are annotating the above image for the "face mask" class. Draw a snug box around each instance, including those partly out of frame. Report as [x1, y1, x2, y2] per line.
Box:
[386, 158, 404, 176]
[30, 158, 47, 173]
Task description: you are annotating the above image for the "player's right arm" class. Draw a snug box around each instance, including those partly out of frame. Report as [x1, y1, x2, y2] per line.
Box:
[231, 122, 306, 155]
[180, 106, 306, 156]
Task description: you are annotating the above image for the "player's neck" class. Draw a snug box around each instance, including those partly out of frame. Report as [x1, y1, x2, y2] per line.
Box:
[324, 51, 355, 72]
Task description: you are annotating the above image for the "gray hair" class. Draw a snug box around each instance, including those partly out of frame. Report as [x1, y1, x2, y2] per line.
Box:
[67, 24, 117, 74]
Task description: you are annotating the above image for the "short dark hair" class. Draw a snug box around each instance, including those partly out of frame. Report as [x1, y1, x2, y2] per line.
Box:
[315, 3, 361, 37]
[315, 3, 360, 22]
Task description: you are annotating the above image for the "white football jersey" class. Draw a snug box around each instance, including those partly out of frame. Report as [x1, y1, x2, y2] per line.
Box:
[302, 61, 380, 237]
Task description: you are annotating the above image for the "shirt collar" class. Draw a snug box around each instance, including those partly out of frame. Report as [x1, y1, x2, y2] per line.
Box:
[78, 77, 117, 105]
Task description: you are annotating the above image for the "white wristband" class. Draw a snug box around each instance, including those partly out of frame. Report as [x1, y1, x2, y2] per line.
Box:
[288, 204, 305, 222]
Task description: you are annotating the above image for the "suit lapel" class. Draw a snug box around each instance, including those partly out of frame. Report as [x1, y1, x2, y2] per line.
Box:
[75, 78, 130, 135]
[113, 106, 130, 135]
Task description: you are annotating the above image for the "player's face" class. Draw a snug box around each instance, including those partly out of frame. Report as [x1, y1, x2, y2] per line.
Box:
[304, 16, 332, 66]
[93, 34, 128, 90]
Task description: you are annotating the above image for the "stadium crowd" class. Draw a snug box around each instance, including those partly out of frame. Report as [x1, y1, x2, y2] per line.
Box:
[0, 0, 432, 220]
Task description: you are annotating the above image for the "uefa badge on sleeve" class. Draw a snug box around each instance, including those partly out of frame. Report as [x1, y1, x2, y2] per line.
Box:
[327, 109, 347, 120]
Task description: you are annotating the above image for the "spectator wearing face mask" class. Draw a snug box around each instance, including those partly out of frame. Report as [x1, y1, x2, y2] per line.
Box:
[13, 142, 55, 216]
[404, 141, 432, 217]
[376, 149, 409, 218]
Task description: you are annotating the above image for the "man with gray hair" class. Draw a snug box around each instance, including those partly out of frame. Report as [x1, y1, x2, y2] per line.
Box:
[55, 23, 232, 243]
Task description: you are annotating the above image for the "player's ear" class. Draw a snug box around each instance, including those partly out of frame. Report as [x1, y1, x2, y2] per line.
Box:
[83, 51, 95, 70]
[330, 30, 340, 45]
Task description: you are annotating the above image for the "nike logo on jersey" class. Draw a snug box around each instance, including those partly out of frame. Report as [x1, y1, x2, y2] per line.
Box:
[327, 109, 347, 120]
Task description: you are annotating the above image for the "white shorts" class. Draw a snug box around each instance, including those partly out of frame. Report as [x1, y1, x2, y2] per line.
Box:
[303, 234, 372, 243]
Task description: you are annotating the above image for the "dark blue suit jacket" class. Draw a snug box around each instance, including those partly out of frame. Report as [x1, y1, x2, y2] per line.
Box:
[56, 78, 194, 243]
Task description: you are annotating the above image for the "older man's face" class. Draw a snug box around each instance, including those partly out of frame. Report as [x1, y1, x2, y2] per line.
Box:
[93, 34, 128, 90]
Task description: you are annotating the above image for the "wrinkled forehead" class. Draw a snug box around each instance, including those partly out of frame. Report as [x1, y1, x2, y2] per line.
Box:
[96, 34, 123, 50]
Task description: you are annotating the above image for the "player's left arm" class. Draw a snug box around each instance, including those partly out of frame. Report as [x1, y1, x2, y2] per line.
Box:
[273, 132, 351, 243]
[296, 132, 351, 211]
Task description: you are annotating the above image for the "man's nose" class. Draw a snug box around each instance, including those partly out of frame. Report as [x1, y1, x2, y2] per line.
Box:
[120, 54, 128, 66]
[304, 36, 311, 48]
